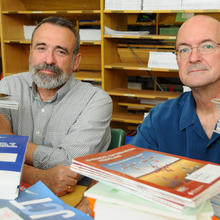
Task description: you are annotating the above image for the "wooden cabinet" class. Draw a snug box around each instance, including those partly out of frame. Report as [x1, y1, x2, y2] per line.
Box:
[0, 0, 101, 85]
[101, 3, 220, 131]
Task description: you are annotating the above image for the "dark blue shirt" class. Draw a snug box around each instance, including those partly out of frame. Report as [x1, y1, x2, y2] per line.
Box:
[129, 92, 220, 164]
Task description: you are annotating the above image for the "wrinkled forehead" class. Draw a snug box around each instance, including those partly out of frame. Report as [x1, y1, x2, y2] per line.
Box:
[176, 16, 220, 47]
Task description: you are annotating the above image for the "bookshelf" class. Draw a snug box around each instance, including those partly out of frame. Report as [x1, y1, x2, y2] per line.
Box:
[101, 1, 220, 131]
[1, 0, 220, 131]
[0, 0, 101, 85]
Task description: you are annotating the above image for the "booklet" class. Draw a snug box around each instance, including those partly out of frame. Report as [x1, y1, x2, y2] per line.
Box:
[0, 181, 93, 219]
[0, 134, 28, 200]
[71, 144, 220, 211]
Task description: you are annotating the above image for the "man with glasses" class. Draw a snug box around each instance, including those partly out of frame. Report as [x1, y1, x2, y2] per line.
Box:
[129, 15, 220, 163]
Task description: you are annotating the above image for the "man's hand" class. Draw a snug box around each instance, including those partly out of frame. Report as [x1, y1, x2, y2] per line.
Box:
[22, 164, 78, 197]
[43, 165, 78, 196]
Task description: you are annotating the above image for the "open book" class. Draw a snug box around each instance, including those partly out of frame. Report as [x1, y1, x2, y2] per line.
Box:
[71, 145, 220, 211]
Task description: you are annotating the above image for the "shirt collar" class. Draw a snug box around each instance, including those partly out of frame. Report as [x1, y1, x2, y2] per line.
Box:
[179, 92, 196, 131]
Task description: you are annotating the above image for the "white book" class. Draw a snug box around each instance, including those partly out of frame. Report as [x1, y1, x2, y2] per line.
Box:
[143, 0, 181, 10]
[79, 29, 101, 41]
[182, 0, 220, 10]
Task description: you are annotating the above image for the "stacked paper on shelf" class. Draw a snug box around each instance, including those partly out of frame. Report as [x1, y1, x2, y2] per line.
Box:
[181, 0, 220, 10]
[79, 29, 101, 41]
[86, 182, 214, 220]
[148, 51, 178, 70]
[0, 134, 28, 200]
[105, 26, 149, 36]
[211, 98, 220, 134]
[23, 25, 36, 40]
[105, 0, 142, 10]
[71, 145, 220, 211]
[143, 0, 181, 10]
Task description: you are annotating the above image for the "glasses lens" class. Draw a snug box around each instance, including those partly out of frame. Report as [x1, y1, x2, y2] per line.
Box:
[199, 41, 217, 54]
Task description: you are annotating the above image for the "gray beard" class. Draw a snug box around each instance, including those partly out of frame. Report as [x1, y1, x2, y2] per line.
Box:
[30, 63, 70, 89]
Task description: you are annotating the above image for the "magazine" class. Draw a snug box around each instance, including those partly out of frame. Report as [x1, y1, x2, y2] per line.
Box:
[85, 182, 214, 220]
[0, 181, 93, 219]
[71, 144, 220, 211]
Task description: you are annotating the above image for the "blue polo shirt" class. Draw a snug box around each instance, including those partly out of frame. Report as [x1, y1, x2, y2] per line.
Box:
[129, 92, 220, 164]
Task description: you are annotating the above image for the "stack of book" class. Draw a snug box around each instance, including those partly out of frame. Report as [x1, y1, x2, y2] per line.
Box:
[105, 0, 142, 10]
[0, 93, 19, 110]
[71, 145, 220, 219]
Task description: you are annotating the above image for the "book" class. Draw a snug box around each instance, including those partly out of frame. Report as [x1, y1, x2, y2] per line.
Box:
[0, 134, 28, 200]
[0, 181, 93, 219]
[211, 194, 220, 219]
[85, 182, 214, 220]
[71, 144, 220, 211]
[0, 93, 19, 110]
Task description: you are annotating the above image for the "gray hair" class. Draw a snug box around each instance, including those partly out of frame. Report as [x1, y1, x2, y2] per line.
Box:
[31, 16, 80, 57]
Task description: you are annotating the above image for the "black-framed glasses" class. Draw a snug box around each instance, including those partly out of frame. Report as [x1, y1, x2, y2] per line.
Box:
[176, 40, 220, 59]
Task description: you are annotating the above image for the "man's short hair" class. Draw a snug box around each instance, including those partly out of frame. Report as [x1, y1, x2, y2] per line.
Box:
[31, 16, 80, 56]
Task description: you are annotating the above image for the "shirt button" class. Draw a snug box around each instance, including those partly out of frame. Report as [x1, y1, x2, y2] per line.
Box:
[36, 131, 40, 135]
[41, 108, 45, 112]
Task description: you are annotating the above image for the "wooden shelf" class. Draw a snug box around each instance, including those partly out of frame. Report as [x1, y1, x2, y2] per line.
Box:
[104, 9, 220, 13]
[4, 40, 101, 45]
[2, 10, 101, 14]
[118, 102, 155, 110]
[108, 88, 180, 99]
[111, 112, 144, 124]
[74, 71, 101, 82]
[105, 63, 178, 72]
[104, 34, 176, 40]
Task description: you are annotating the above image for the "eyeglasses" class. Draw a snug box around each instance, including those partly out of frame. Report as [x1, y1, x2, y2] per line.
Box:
[176, 40, 220, 59]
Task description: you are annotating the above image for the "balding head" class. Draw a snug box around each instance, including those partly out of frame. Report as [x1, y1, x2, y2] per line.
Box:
[176, 15, 220, 47]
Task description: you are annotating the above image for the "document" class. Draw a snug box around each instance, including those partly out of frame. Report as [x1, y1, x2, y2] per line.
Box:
[148, 51, 178, 70]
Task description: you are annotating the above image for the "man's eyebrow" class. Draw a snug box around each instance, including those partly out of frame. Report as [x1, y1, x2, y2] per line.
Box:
[177, 39, 215, 48]
[33, 42, 46, 48]
[55, 45, 70, 54]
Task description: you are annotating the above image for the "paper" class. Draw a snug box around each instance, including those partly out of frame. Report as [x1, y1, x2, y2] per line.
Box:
[105, 26, 149, 36]
[148, 51, 178, 70]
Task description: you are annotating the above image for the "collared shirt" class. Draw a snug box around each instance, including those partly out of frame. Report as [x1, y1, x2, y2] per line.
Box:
[129, 92, 220, 164]
[0, 72, 112, 169]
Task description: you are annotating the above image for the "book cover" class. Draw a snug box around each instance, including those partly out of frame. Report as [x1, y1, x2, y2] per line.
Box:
[0, 134, 29, 200]
[0, 181, 93, 220]
[71, 144, 220, 210]
[85, 182, 214, 220]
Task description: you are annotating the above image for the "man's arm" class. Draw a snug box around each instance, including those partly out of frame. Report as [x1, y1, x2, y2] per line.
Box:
[0, 114, 12, 134]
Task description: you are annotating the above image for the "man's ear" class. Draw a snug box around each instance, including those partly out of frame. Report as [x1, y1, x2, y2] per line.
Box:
[73, 53, 81, 72]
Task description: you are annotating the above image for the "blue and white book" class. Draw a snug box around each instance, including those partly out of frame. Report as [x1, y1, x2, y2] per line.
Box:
[0, 181, 93, 220]
[0, 134, 28, 200]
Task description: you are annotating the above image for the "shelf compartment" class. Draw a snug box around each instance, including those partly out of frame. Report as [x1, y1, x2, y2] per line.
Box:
[108, 88, 180, 99]
[105, 63, 178, 72]
[111, 112, 144, 124]
[74, 71, 101, 82]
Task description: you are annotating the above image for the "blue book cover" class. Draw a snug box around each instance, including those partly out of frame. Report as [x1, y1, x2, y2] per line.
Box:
[0, 134, 29, 199]
[0, 181, 93, 219]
